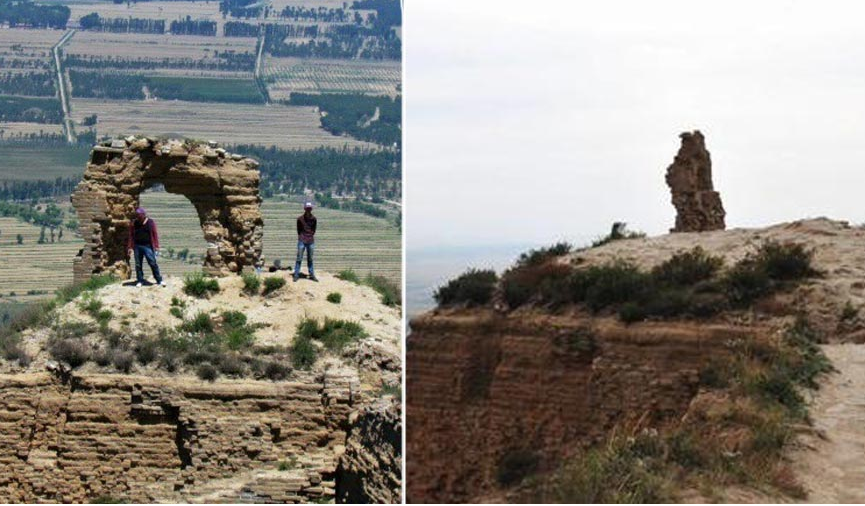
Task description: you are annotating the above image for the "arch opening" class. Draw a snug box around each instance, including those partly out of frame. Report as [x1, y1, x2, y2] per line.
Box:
[71, 138, 263, 283]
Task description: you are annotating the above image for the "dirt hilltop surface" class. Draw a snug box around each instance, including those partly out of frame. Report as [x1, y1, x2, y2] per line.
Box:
[566, 217, 865, 341]
[0, 269, 402, 503]
[407, 217, 865, 503]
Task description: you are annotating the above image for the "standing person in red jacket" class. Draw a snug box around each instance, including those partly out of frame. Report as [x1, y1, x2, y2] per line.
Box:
[127, 207, 165, 287]
[294, 201, 318, 282]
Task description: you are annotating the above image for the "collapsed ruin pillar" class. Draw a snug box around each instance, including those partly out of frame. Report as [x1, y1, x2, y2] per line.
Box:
[71, 137, 264, 282]
[665, 130, 726, 233]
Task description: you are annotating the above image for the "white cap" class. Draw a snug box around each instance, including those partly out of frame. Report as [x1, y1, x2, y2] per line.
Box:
[304, 201, 313, 209]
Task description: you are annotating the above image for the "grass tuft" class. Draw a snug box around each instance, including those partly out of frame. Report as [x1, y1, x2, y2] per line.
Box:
[263, 276, 286, 295]
[183, 271, 220, 298]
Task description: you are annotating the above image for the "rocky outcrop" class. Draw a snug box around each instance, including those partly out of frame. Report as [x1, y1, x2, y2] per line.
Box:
[665, 130, 725, 232]
[71, 137, 263, 282]
[336, 397, 402, 504]
[406, 312, 744, 502]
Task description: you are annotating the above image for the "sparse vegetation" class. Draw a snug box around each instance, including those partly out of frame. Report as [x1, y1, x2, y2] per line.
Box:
[241, 272, 261, 295]
[434, 269, 498, 307]
[111, 349, 134, 373]
[296, 317, 367, 353]
[378, 382, 401, 399]
[263, 276, 286, 295]
[183, 271, 220, 298]
[56, 274, 116, 305]
[196, 363, 219, 382]
[277, 456, 298, 471]
[291, 334, 317, 370]
[48, 337, 91, 368]
[498, 242, 816, 322]
[591, 222, 647, 248]
[337, 269, 401, 307]
[336, 268, 361, 284]
[262, 360, 291, 381]
[364, 273, 400, 306]
[326, 292, 342, 304]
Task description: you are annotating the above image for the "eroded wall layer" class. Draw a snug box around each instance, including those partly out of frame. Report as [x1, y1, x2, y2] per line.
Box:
[406, 310, 746, 502]
[0, 371, 357, 503]
[336, 398, 402, 504]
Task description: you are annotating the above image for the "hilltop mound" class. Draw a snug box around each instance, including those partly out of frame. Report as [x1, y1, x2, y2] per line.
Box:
[566, 217, 865, 341]
[0, 269, 401, 503]
[407, 218, 861, 503]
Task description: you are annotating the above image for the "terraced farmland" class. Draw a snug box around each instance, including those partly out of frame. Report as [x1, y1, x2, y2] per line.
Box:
[69, 98, 376, 149]
[0, 192, 400, 303]
[0, 217, 82, 301]
[260, 198, 401, 283]
[263, 56, 401, 98]
[136, 192, 400, 283]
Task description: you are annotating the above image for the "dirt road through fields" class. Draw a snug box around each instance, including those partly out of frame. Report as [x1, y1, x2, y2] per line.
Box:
[793, 344, 865, 502]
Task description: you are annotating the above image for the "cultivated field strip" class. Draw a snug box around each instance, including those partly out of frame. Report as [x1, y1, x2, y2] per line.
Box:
[67, 1, 222, 25]
[69, 98, 376, 149]
[263, 56, 401, 98]
[269, 0, 351, 9]
[0, 145, 89, 181]
[0, 218, 82, 298]
[0, 122, 64, 136]
[65, 31, 256, 61]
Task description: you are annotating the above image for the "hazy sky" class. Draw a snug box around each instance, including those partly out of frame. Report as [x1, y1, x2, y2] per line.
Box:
[406, 0, 865, 251]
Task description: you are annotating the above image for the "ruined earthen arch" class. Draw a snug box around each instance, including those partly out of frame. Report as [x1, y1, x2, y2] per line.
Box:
[72, 137, 263, 282]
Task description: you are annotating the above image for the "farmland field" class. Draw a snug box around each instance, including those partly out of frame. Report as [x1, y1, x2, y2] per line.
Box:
[263, 56, 401, 98]
[147, 76, 264, 103]
[64, 31, 256, 63]
[136, 192, 401, 283]
[0, 145, 89, 181]
[67, 1, 222, 26]
[0, 217, 82, 301]
[0, 28, 60, 70]
[69, 98, 376, 149]
[0, 122, 65, 138]
[0, 192, 400, 303]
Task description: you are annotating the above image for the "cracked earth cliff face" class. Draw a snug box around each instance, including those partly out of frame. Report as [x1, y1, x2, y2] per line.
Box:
[665, 130, 726, 233]
[72, 137, 264, 282]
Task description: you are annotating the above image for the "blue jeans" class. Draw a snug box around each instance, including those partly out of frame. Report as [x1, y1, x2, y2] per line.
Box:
[294, 241, 314, 278]
[134, 244, 162, 284]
